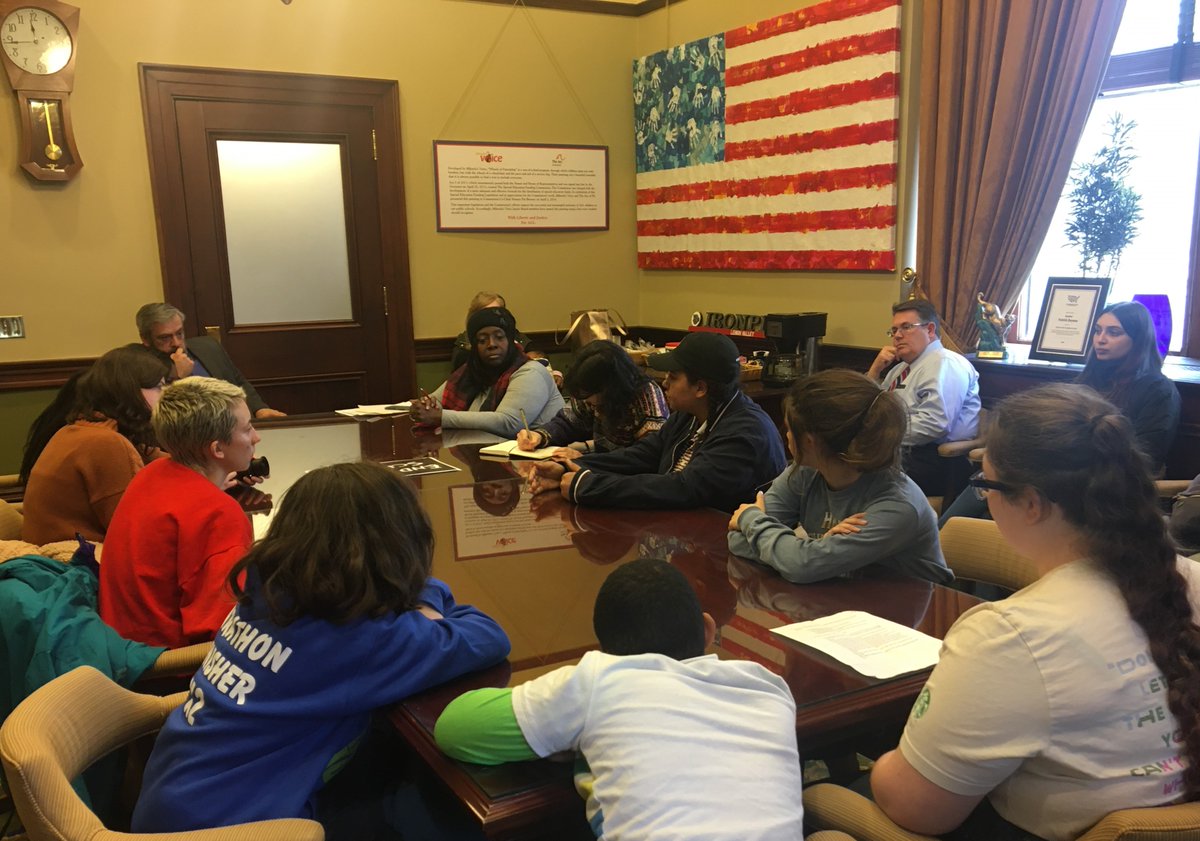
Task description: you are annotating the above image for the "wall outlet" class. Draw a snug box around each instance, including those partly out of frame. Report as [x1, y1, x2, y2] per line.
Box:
[0, 316, 26, 339]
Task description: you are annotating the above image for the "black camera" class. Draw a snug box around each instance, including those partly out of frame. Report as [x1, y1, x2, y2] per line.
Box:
[235, 456, 270, 482]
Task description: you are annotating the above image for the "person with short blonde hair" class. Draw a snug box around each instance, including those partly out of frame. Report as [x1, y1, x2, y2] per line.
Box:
[100, 377, 261, 648]
[152, 377, 246, 475]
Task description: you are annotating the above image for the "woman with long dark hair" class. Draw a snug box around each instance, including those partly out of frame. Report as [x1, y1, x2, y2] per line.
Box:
[727, 369, 952, 584]
[516, 340, 668, 456]
[411, 306, 563, 436]
[1076, 300, 1179, 472]
[21, 345, 170, 543]
[871, 383, 1200, 840]
[939, 300, 1180, 526]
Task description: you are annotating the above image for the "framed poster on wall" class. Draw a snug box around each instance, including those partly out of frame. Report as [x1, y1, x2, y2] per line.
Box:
[1029, 277, 1111, 364]
[434, 140, 608, 232]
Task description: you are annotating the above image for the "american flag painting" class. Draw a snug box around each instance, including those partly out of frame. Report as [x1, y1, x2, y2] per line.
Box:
[633, 0, 901, 271]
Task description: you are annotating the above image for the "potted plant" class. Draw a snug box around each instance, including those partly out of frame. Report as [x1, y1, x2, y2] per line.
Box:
[1063, 113, 1143, 277]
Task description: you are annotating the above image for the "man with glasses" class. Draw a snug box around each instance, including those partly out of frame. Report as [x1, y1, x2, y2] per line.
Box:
[867, 299, 980, 495]
[136, 303, 286, 419]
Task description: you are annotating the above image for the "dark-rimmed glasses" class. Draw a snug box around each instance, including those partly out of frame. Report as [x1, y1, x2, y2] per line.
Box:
[968, 471, 1018, 501]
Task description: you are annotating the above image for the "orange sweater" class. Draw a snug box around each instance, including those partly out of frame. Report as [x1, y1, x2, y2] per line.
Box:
[21, 419, 146, 544]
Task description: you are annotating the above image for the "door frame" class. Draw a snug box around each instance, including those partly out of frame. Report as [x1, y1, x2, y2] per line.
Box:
[139, 63, 414, 402]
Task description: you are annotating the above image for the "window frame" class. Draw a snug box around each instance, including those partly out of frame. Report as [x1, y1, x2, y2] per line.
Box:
[1019, 8, 1200, 356]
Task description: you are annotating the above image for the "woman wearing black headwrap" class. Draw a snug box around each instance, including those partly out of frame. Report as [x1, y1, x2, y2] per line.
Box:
[410, 306, 564, 436]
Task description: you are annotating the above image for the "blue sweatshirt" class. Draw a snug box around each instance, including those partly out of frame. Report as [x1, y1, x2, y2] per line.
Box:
[133, 578, 510, 832]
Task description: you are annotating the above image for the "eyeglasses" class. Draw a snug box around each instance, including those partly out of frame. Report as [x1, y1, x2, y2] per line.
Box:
[885, 322, 929, 338]
[968, 471, 1019, 502]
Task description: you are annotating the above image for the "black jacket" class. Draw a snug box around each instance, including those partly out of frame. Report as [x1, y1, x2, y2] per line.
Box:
[566, 391, 787, 512]
[1121, 371, 1180, 473]
[186, 336, 270, 415]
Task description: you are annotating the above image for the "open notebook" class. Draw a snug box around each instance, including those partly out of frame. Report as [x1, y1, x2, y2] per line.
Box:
[478, 440, 560, 460]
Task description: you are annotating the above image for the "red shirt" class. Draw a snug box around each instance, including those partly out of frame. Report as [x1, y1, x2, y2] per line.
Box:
[99, 458, 252, 648]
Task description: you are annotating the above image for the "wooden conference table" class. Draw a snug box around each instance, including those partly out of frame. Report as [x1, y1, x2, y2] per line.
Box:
[250, 414, 980, 840]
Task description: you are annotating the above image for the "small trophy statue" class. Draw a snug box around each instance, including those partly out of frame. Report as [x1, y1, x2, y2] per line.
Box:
[975, 292, 1016, 360]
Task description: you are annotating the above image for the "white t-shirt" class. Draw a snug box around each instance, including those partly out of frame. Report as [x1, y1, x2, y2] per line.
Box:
[900, 556, 1200, 841]
[512, 650, 804, 841]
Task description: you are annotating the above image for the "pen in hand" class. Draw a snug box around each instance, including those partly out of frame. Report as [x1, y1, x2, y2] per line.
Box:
[520, 408, 529, 433]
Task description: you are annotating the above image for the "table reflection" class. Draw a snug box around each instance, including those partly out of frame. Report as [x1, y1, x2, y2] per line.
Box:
[250, 415, 978, 734]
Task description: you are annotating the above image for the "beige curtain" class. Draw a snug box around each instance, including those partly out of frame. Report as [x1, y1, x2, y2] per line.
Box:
[917, 0, 1126, 349]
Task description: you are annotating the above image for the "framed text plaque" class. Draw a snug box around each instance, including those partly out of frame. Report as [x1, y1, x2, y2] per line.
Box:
[1029, 277, 1111, 364]
[434, 140, 608, 232]
[448, 484, 572, 560]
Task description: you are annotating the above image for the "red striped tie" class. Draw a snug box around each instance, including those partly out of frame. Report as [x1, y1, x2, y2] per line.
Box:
[889, 365, 911, 392]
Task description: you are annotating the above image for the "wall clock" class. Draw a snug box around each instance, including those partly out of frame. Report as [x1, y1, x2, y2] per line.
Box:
[0, 0, 81, 181]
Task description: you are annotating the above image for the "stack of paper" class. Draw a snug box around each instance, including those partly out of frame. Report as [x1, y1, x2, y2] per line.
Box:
[334, 402, 411, 419]
[770, 610, 942, 679]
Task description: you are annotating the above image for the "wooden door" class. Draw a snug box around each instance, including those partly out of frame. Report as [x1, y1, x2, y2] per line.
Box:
[141, 65, 414, 413]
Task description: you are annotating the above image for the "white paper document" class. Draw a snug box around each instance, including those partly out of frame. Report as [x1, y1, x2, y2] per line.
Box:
[334, 402, 411, 418]
[770, 610, 942, 679]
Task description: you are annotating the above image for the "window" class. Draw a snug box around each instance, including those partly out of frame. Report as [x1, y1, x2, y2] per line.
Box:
[1016, 0, 1200, 355]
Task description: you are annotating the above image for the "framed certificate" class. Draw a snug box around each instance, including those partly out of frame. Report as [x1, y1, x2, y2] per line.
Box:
[1029, 277, 1111, 363]
[434, 140, 609, 232]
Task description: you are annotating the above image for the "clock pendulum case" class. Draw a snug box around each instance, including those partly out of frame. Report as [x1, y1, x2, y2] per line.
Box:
[0, 0, 81, 181]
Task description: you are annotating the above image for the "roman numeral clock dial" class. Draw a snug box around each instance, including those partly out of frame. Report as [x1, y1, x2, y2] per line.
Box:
[0, 0, 82, 181]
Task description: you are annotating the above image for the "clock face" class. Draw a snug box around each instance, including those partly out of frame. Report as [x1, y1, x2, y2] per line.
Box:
[2, 6, 72, 75]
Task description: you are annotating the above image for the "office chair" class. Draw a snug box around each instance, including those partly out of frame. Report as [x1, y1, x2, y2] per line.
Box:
[926, 409, 989, 516]
[0, 665, 324, 841]
[0, 500, 21, 542]
[938, 516, 1038, 593]
[804, 781, 1200, 841]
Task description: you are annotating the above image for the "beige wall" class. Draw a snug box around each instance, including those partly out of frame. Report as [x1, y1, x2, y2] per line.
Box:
[0, 0, 641, 361]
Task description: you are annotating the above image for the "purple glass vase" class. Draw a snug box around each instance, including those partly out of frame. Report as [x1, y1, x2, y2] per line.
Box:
[1132, 294, 1172, 357]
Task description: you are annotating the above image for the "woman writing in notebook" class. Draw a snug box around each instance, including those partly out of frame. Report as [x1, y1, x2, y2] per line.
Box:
[410, 306, 564, 437]
[516, 340, 668, 457]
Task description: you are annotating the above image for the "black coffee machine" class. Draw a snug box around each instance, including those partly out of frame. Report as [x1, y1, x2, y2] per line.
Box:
[762, 312, 828, 386]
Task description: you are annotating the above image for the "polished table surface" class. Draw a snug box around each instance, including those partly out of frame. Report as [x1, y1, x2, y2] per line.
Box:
[248, 414, 980, 840]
